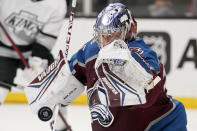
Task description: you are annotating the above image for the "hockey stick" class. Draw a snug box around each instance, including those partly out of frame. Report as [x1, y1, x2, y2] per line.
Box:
[0, 22, 30, 68]
[30, 0, 78, 126]
[65, 0, 77, 57]
[50, 0, 77, 131]
[0, 81, 25, 90]
[58, 111, 72, 131]
[0, 22, 29, 90]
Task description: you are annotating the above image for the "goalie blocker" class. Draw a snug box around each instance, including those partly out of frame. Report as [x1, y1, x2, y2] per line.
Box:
[24, 50, 85, 121]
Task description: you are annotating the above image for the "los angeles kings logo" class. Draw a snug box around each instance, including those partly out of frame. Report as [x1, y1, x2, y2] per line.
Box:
[4, 10, 43, 41]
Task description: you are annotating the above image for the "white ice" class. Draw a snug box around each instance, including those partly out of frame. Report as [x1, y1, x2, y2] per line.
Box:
[0, 104, 196, 131]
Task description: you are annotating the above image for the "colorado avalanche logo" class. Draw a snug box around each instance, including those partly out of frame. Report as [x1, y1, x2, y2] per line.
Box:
[87, 83, 114, 127]
[90, 104, 114, 127]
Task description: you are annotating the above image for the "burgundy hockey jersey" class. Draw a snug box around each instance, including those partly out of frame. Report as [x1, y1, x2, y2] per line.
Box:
[68, 38, 175, 131]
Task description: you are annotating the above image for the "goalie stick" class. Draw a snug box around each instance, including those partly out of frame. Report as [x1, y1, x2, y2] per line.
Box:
[52, 1, 77, 130]
[38, 0, 78, 131]
[64, 0, 77, 57]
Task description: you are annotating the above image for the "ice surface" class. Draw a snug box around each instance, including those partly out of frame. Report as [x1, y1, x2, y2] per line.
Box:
[0, 104, 196, 131]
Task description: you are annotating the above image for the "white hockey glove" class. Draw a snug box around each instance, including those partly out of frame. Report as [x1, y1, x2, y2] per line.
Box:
[29, 56, 48, 73]
[24, 50, 85, 121]
[95, 39, 155, 106]
[22, 56, 48, 84]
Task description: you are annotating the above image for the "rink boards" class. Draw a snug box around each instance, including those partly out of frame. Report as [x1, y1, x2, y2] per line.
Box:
[4, 92, 197, 109]
[4, 18, 197, 109]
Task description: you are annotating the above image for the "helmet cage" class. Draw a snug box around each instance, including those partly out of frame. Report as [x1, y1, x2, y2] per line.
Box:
[93, 3, 133, 48]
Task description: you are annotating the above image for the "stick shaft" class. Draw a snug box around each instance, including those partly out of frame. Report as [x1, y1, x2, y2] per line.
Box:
[0, 81, 25, 90]
[0, 22, 30, 68]
[53, 0, 78, 130]
[65, 0, 77, 58]
[58, 111, 72, 131]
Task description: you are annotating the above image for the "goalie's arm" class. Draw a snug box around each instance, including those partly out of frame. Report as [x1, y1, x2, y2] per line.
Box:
[68, 46, 87, 85]
[128, 38, 160, 72]
[129, 48, 166, 107]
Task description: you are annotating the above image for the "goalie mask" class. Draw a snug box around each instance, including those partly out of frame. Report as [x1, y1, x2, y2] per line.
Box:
[94, 3, 135, 48]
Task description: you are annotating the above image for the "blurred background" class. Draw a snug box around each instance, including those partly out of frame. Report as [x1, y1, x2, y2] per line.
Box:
[71, 0, 197, 17]
[2, 0, 197, 131]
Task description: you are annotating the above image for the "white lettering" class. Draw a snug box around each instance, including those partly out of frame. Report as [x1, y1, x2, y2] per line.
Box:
[37, 54, 62, 82]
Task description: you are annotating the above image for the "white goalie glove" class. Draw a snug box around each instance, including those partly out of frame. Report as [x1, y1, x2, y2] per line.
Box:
[24, 50, 85, 121]
[95, 39, 158, 106]
[22, 56, 48, 84]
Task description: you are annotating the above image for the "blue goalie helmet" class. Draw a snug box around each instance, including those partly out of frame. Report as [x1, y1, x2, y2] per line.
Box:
[94, 3, 134, 47]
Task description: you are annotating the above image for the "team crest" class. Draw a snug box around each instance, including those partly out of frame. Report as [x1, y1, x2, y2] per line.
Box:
[87, 81, 114, 127]
[4, 10, 43, 41]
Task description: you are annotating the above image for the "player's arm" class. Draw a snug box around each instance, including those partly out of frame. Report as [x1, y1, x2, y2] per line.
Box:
[35, 0, 67, 54]
[31, 42, 54, 65]
[129, 39, 166, 106]
[129, 38, 160, 72]
[23, 0, 67, 82]
[68, 48, 87, 84]
[22, 41, 55, 83]
[94, 40, 160, 106]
